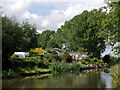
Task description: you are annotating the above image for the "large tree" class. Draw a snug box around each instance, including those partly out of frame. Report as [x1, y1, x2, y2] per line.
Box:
[2, 16, 38, 69]
[38, 30, 55, 49]
[22, 21, 38, 50]
[58, 10, 106, 57]
[98, 1, 120, 55]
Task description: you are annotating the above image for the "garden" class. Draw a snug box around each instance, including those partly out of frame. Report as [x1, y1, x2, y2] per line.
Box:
[2, 48, 110, 79]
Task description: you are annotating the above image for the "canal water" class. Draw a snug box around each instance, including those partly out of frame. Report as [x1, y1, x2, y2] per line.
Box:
[2, 69, 113, 88]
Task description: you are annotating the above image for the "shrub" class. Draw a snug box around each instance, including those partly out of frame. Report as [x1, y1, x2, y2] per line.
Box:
[43, 54, 53, 59]
[61, 53, 73, 63]
[97, 59, 103, 64]
[28, 51, 33, 56]
[100, 60, 103, 63]
[85, 61, 89, 65]
[46, 49, 52, 53]
[71, 61, 81, 71]
[110, 56, 120, 66]
[103, 55, 111, 64]
[94, 62, 98, 65]
[30, 48, 46, 54]
[90, 59, 95, 64]
[81, 60, 85, 64]
[53, 55, 62, 62]
[94, 58, 98, 62]
[52, 50, 58, 55]
[49, 61, 71, 73]
[11, 54, 18, 58]
[9, 57, 48, 68]
[49, 61, 81, 73]
[86, 55, 94, 59]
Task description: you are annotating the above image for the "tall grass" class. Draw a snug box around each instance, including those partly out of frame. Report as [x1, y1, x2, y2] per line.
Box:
[111, 63, 120, 88]
[49, 61, 81, 73]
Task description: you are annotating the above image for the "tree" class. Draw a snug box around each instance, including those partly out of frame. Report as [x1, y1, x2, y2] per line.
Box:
[2, 16, 24, 69]
[103, 55, 111, 67]
[58, 10, 106, 57]
[38, 30, 55, 49]
[2, 16, 38, 69]
[98, 1, 120, 55]
[22, 21, 38, 50]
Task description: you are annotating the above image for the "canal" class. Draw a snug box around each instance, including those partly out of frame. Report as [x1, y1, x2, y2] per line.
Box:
[2, 69, 112, 88]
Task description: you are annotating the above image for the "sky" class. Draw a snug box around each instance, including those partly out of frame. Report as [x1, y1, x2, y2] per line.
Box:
[1, 0, 119, 57]
[2, 0, 107, 33]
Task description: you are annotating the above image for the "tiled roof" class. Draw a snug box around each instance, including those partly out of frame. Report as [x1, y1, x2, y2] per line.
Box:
[69, 52, 88, 55]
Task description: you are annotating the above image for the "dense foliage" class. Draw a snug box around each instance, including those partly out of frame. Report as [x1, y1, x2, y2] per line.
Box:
[9, 57, 48, 69]
[98, 1, 120, 55]
[37, 2, 120, 58]
[2, 1, 120, 71]
[2, 16, 38, 69]
[49, 61, 81, 73]
[37, 9, 107, 58]
[38, 30, 56, 49]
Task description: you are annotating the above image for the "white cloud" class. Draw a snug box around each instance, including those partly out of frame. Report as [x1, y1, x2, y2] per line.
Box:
[2, 0, 106, 32]
[2, 0, 31, 17]
[41, 19, 50, 27]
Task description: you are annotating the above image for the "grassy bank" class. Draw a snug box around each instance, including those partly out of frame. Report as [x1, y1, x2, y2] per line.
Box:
[111, 63, 120, 88]
[2, 54, 106, 79]
[2, 67, 51, 79]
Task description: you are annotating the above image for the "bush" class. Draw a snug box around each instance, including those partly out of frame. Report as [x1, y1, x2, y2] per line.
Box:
[28, 51, 33, 56]
[110, 56, 120, 66]
[61, 53, 73, 63]
[85, 61, 89, 65]
[71, 61, 81, 71]
[43, 54, 53, 59]
[49, 61, 71, 73]
[86, 55, 94, 59]
[53, 55, 62, 62]
[103, 55, 111, 64]
[90, 59, 95, 64]
[30, 48, 46, 54]
[11, 54, 18, 58]
[9, 57, 48, 68]
[49, 61, 81, 73]
[94, 58, 98, 62]
[97, 60, 103, 64]
[52, 50, 58, 55]
[94, 62, 98, 65]
[81, 60, 85, 64]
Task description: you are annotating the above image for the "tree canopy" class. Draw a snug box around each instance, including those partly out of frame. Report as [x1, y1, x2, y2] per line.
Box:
[2, 16, 38, 68]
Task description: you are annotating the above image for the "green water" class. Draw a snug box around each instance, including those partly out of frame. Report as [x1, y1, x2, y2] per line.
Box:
[2, 69, 112, 88]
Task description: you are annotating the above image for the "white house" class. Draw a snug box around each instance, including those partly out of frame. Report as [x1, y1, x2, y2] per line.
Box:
[14, 52, 29, 58]
[68, 52, 88, 60]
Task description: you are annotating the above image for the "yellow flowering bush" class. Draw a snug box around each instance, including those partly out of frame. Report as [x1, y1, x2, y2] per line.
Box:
[30, 48, 46, 54]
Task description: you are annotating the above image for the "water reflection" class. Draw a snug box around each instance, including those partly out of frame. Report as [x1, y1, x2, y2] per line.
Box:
[2, 69, 113, 88]
[101, 72, 112, 88]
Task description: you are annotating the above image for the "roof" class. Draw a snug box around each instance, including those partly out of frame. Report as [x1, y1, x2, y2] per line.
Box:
[69, 52, 88, 55]
[53, 48, 64, 52]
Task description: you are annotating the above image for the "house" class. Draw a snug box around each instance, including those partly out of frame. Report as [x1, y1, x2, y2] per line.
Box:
[14, 52, 29, 58]
[68, 52, 88, 60]
[53, 48, 64, 55]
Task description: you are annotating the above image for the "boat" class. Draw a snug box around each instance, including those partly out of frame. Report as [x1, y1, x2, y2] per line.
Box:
[104, 69, 111, 73]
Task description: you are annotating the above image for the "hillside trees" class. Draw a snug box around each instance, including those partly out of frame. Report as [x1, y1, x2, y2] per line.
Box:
[37, 30, 55, 49]
[2, 16, 38, 69]
[57, 10, 106, 57]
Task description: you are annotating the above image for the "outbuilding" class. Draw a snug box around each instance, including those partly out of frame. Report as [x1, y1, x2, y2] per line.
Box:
[14, 52, 29, 58]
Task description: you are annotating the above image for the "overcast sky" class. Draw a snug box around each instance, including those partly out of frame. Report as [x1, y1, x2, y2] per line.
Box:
[2, 0, 119, 57]
[2, 0, 107, 33]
